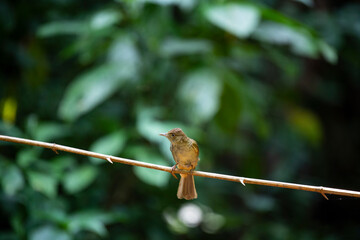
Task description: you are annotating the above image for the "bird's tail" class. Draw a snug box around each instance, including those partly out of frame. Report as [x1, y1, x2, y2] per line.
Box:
[177, 174, 197, 200]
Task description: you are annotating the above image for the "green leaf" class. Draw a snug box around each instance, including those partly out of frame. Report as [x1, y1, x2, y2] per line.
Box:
[205, 4, 260, 38]
[37, 21, 87, 37]
[51, 156, 76, 180]
[130, 147, 170, 187]
[253, 22, 318, 57]
[28, 171, 57, 198]
[107, 35, 140, 71]
[58, 63, 129, 121]
[90, 9, 122, 30]
[260, 7, 310, 29]
[2, 165, 24, 196]
[0, 121, 23, 138]
[68, 210, 128, 235]
[34, 123, 69, 142]
[244, 194, 275, 212]
[179, 69, 222, 124]
[17, 148, 39, 168]
[139, 0, 196, 10]
[160, 38, 213, 57]
[59, 35, 139, 121]
[30, 225, 70, 240]
[89, 130, 127, 164]
[292, 0, 314, 7]
[68, 210, 118, 237]
[11, 214, 25, 238]
[63, 166, 98, 194]
[318, 40, 337, 64]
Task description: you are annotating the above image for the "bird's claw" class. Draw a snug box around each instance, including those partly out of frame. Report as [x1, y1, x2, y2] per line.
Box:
[171, 164, 178, 180]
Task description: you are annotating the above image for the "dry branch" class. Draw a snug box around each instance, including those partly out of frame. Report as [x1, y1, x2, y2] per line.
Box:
[1, 134, 360, 199]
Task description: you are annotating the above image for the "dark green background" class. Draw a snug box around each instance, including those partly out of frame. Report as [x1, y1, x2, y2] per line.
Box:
[1, 0, 360, 239]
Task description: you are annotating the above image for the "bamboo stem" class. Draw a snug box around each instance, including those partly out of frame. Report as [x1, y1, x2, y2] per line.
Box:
[1, 134, 359, 199]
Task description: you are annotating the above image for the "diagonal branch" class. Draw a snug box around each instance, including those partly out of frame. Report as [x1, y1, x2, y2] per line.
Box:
[1, 135, 359, 199]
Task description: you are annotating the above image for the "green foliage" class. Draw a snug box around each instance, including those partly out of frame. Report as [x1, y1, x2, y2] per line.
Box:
[63, 166, 98, 194]
[205, 3, 261, 38]
[28, 171, 58, 198]
[89, 130, 127, 164]
[131, 146, 170, 187]
[1, 0, 360, 239]
[1, 164, 24, 196]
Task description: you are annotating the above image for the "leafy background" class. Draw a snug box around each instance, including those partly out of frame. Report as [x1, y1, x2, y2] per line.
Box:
[1, 0, 360, 239]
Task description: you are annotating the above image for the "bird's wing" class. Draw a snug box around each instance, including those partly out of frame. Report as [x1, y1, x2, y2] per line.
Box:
[170, 144, 179, 164]
[190, 139, 200, 160]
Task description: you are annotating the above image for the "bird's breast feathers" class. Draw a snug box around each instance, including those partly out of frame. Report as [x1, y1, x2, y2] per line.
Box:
[171, 139, 199, 170]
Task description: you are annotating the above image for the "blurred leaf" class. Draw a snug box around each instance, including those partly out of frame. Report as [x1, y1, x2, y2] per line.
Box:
[292, 0, 314, 7]
[34, 123, 69, 142]
[37, 21, 87, 37]
[51, 156, 76, 180]
[202, 212, 225, 234]
[90, 9, 122, 30]
[288, 107, 322, 145]
[160, 38, 213, 57]
[17, 148, 39, 168]
[139, 0, 178, 4]
[25, 116, 68, 141]
[63, 166, 98, 194]
[68, 210, 124, 236]
[30, 225, 70, 240]
[107, 35, 140, 71]
[253, 22, 318, 57]
[205, 3, 260, 38]
[179, 69, 222, 124]
[130, 146, 170, 187]
[139, 0, 196, 10]
[319, 40, 338, 64]
[265, 47, 301, 81]
[89, 130, 127, 164]
[1, 165, 24, 196]
[0, 121, 23, 138]
[11, 214, 25, 238]
[244, 194, 275, 212]
[28, 171, 57, 198]
[59, 35, 139, 121]
[69, 217, 106, 237]
[58, 64, 129, 121]
[260, 6, 310, 29]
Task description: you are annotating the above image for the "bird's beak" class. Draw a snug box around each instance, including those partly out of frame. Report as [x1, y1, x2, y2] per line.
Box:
[159, 133, 167, 137]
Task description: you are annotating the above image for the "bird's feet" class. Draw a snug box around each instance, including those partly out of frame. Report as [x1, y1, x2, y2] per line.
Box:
[171, 164, 178, 180]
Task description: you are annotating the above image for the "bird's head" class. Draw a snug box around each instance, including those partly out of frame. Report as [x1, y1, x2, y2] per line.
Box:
[160, 128, 187, 143]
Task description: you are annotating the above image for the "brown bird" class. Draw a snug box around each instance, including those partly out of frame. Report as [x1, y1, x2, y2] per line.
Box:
[160, 128, 199, 200]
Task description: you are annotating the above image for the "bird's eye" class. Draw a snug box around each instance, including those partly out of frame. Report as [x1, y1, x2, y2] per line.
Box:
[171, 133, 175, 137]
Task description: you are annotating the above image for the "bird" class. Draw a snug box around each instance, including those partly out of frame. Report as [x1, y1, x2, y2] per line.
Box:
[160, 128, 199, 200]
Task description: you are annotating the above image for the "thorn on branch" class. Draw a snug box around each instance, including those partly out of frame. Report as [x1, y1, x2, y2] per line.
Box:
[239, 178, 246, 186]
[319, 187, 329, 200]
[106, 157, 113, 164]
[51, 143, 59, 154]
